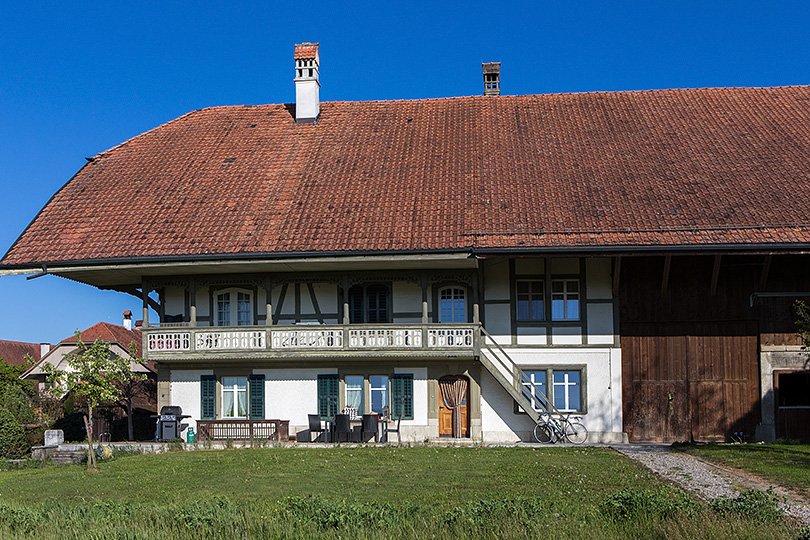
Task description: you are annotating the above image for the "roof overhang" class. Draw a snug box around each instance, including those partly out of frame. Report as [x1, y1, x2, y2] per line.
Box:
[0, 251, 479, 288]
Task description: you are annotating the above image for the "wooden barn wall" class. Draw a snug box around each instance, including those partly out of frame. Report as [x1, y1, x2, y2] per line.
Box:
[619, 254, 810, 442]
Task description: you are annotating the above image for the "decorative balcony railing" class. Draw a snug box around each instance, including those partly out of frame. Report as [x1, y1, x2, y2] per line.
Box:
[143, 323, 479, 358]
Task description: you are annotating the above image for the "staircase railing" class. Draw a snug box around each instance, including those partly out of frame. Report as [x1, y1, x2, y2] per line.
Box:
[478, 327, 563, 424]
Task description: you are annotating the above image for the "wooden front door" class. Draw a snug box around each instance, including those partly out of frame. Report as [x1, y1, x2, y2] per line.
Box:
[439, 375, 469, 437]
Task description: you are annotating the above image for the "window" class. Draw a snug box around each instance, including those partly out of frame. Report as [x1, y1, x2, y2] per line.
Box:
[518, 369, 583, 413]
[439, 287, 466, 322]
[516, 280, 544, 321]
[522, 371, 547, 410]
[201, 375, 264, 420]
[370, 375, 389, 413]
[346, 284, 390, 323]
[215, 289, 253, 326]
[222, 377, 248, 418]
[345, 375, 365, 415]
[551, 280, 579, 321]
[553, 371, 581, 412]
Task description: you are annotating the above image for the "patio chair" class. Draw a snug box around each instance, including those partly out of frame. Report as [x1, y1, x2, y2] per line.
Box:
[343, 406, 360, 421]
[385, 411, 403, 444]
[308, 414, 327, 443]
[361, 414, 379, 443]
[333, 414, 352, 443]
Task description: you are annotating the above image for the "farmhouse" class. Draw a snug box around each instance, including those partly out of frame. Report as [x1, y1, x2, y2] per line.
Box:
[2, 43, 809, 443]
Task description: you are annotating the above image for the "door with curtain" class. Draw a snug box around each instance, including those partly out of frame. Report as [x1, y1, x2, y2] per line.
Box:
[438, 375, 469, 437]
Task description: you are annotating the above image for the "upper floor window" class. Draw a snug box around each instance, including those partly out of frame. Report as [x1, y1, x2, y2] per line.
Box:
[347, 284, 390, 323]
[551, 280, 579, 321]
[216, 289, 253, 326]
[439, 287, 466, 322]
[516, 280, 544, 321]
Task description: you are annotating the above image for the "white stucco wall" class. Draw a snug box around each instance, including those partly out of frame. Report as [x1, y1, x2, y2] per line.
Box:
[169, 369, 213, 434]
[480, 347, 624, 443]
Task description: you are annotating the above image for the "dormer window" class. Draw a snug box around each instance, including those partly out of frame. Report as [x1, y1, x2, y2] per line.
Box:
[215, 288, 253, 326]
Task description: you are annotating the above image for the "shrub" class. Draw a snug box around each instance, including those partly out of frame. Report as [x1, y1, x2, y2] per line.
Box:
[0, 405, 29, 459]
[601, 486, 698, 520]
[0, 384, 36, 424]
[709, 488, 784, 525]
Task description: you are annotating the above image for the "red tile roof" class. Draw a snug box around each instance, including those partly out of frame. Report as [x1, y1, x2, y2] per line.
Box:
[4, 86, 810, 267]
[0, 340, 42, 367]
[61, 322, 143, 359]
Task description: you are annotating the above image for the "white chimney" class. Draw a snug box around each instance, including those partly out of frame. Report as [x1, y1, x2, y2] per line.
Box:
[40, 343, 50, 358]
[123, 310, 133, 331]
[294, 42, 320, 122]
[483, 62, 501, 96]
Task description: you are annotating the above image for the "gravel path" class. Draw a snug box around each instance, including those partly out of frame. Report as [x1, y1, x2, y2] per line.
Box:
[612, 444, 810, 527]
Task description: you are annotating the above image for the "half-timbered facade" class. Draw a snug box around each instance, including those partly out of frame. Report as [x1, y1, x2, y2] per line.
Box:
[3, 44, 810, 442]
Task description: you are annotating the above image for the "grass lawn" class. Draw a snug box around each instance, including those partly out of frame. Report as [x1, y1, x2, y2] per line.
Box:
[0, 445, 804, 539]
[676, 441, 810, 498]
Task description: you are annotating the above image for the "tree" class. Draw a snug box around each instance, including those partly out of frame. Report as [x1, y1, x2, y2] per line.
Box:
[0, 405, 27, 459]
[114, 376, 156, 441]
[43, 332, 145, 470]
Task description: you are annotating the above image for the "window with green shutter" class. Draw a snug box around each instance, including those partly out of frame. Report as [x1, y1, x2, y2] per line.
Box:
[317, 374, 339, 419]
[200, 375, 216, 420]
[391, 374, 414, 420]
[249, 374, 265, 419]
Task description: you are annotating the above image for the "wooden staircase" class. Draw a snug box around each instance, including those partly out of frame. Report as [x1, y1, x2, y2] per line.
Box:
[478, 327, 559, 424]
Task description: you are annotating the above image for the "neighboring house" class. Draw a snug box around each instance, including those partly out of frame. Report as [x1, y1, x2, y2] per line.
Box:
[2, 43, 810, 442]
[0, 340, 49, 367]
[21, 313, 156, 439]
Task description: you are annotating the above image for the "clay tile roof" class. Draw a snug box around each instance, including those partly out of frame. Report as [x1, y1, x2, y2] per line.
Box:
[0, 340, 43, 366]
[61, 322, 143, 359]
[4, 86, 810, 268]
[294, 42, 319, 60]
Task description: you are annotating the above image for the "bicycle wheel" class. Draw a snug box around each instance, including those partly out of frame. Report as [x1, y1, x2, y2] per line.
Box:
[533, 422, 554, 443]
[563, 421, 588, 444]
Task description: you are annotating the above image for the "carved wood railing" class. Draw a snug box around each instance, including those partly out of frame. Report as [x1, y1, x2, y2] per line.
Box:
[144, 323, 478, 356]
[196, 419, 289, 442]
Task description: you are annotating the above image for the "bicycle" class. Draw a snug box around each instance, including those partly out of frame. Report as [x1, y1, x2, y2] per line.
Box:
[533, 411, 588, 444]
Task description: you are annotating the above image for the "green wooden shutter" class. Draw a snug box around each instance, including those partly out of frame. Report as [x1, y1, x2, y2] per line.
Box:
[391, 374, 414, 420]
[200, 375, 216, 420]
[249, 374, 265, 419]
[317, 374, 339, 419]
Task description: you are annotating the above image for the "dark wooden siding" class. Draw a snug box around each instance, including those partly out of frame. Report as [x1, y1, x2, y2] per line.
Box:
[620, 254, 810, 442]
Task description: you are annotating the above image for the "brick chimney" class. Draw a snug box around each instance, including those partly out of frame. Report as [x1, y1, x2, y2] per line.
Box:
[482, 62, 500, 96]
[123, 310, 133, 331]
[294, 42, 320, 122]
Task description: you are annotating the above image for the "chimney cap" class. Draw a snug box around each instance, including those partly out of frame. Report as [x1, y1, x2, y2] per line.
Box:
[482, 62, 501, 74]
[295, 42, 320, 60]
[123, 310, 132, 317]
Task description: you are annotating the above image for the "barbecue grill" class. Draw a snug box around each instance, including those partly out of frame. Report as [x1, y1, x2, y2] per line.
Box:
[152, 405, 191, 441]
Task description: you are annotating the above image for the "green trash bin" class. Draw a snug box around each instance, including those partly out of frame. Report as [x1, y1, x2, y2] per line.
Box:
[187, 427, 195, 444]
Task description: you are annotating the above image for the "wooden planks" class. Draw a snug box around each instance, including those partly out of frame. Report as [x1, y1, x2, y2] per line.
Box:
[622, 321, 759, 442]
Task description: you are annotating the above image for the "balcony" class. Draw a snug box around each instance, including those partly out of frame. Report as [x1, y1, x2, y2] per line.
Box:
[143, 323, 479, 361]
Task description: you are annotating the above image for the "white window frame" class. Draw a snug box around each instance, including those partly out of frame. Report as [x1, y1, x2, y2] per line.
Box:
[345, 375, 365, 416]
[221, 376, 248, 418]
[518, 368, 584, 414]
[215, 288, 253, 327]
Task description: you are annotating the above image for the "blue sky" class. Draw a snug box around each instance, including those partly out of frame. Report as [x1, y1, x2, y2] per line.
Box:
[1, 1, 809, 344]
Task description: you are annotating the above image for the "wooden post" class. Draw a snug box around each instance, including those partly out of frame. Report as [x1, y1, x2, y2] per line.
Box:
[421, 273, 429, 323]
[189, 278, 197, 327]
[142, 279, 149, 328]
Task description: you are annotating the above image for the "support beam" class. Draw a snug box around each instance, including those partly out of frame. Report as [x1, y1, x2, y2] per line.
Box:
[142, 279, 149, 328]
[189, 278, 197, 327]
[421, 273, 429, 323]
[660, 255, 671, 298]
[710, 254, 722, 296]
[342, 275, 350, 325]
[265, 277, 273, 327]
[759, 255, 772, 291]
